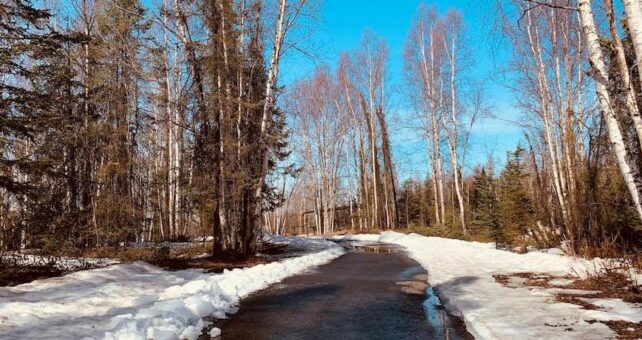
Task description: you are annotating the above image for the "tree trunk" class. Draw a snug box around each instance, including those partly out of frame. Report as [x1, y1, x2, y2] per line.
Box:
[525, 10, 570, 227]
[605, 0, 642, 151]
[623, 0, 642, 97]
[578, 0, 642, 220]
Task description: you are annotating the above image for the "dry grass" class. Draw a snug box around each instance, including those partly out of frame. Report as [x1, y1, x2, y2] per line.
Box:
[171, 243, 211, 259]
[330, 228, 385, 236]
[149, 255, 274, 272]
[84, 241, 288, 270]
[86, 246, 170, 262]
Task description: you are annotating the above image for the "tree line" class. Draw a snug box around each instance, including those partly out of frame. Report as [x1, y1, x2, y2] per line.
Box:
[3, 0, 642, 255]
[272, 0, 642, 253]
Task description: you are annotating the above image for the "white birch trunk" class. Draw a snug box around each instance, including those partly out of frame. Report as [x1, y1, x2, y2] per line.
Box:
[623, 0, 642, 97]
[162, 4, 175, 239]
[428, 24, 446, 226]
[443, 27, 466, 233]
[418, 20, 442, 226]
[578, 0, 642, 220]
[606, 0, 642, 152]
[525, 10, 570, 226]
[256, 0, 287, 204]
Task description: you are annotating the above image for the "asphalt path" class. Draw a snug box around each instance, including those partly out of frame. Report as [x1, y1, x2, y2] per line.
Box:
[209, 243, 473, 340]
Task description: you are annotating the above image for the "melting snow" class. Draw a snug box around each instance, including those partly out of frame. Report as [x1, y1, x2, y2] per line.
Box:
[0, 236, 344, 339]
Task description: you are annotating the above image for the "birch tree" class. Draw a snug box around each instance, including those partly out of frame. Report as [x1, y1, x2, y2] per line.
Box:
[622, 0, 642, 96]
[442, 10, 467, 233]
[577, 0, 642, 219]
[405, 4, 447, 227]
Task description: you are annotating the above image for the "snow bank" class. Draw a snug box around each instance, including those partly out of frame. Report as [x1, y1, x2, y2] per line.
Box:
[0, 236, 344, 339]
[346, 232, 641, 339]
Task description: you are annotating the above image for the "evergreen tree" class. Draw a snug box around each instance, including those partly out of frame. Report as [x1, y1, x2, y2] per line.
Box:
[0, 0, 80, 249]
[470, 166, 500, 240]
[497, 146, 535, 247]
[397, 179, 424, 227]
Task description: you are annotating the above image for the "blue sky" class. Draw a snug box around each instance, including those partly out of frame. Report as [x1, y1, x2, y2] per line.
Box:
[279, 0, 525, 181]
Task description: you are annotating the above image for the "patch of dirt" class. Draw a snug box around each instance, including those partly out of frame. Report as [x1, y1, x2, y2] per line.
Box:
[150, 241, 288, 272]
[493, 272, 573, 288]
[493, 272, 641, 302]
[493, 274, 511, 285]
[601, 320, 642, 339]
[564, 272, 642, 303]
[554, 294, 599, 310]
[0, 265, 64, 287]
[257, 242, 289, 255]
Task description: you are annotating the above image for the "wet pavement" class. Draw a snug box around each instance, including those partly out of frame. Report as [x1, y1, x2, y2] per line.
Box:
[207, 241, 473, 339]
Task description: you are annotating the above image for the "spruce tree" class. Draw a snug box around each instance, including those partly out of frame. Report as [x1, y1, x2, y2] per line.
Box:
[0, 0, 80, 249]
[470, 166, 500, 241]
[497, 146, 535, 247]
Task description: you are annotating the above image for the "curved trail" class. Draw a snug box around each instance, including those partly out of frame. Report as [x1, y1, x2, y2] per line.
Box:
[209, 244, 473, 339]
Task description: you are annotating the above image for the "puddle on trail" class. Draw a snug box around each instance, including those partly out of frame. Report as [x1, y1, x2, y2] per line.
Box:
[202, 240, 473, 339]
[398, 271, 473, 340]
[335, 240, 402, 253]
[423, 286, 473, 339]
[337, 240, 474, 339]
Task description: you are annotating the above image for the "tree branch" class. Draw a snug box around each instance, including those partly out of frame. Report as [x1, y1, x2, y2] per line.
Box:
[524, 0, 577, 11]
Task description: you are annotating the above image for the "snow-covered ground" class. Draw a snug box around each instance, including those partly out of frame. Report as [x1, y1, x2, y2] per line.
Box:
[0, 236, 344, 340]
[339, 232, 642, 339]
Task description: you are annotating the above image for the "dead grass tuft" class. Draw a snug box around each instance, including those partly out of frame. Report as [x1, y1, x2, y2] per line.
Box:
[86, 246, 170, 262]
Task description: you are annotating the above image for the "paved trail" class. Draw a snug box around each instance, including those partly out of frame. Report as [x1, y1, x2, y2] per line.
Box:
[210, 244, 473, 339]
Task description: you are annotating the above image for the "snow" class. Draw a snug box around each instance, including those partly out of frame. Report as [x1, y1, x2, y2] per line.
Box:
[548, 278, 575, 286]
[209, 327, 221, 337]
[546, 248, 565, 255]
[580, 298, 642, 323]
[0, 236, 344, 339]
[342, 232, 642, 339]
[193, 236, 214, 242]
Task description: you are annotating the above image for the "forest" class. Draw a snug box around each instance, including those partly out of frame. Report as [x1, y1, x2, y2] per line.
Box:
[1, 0, 310, 258]
[2, 0, 642, 260]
